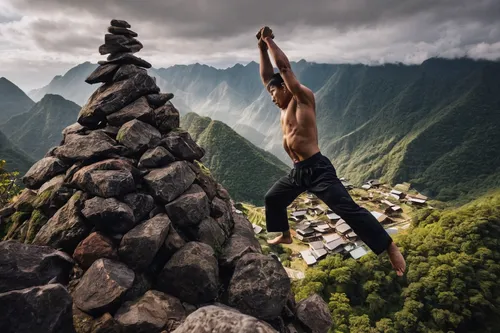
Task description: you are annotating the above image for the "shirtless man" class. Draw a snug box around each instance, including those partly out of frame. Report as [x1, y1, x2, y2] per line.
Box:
[257, 26, 406, 276]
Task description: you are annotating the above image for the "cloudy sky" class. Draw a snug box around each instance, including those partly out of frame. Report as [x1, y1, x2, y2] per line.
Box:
[1, 0, 499, 91]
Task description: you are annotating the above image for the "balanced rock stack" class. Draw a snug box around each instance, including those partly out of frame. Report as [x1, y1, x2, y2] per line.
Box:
[0, 19, 333, 333]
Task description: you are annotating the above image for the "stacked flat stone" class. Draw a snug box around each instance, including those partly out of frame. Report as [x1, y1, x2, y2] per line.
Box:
[0, 19, 333, 333]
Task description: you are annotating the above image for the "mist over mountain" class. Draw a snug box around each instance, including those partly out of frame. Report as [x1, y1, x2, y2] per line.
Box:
[24, 57, 500, 203]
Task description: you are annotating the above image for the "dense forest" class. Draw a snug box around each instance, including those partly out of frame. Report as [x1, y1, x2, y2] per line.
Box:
[237, 188, 500, 332]
[292, 190, 500, 333]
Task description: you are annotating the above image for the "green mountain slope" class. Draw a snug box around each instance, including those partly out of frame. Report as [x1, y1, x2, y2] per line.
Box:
[0, 130, 33, 175]
[292, 189, 500, 333]
[1, 94, 81, 160]
[0, 77, 35, 124]
[181, 112, 289, 205]
[316, 59, 500, 204]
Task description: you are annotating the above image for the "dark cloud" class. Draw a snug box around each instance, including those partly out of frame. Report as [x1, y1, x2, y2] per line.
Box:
[10, 0, 500, 39]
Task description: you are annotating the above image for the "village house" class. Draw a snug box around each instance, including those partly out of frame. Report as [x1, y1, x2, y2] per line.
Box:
[371, 211, 392, 224]
[390, 189, 405, 200]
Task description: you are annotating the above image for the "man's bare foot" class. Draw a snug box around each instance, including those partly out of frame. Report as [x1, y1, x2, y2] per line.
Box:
[267, 233, 293, 245]
[387, 242, 406, 276]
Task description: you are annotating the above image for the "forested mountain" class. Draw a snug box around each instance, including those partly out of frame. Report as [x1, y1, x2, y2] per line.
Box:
[1, 94, 81, 160]
[292, 190, 500, 333]
[0, 130, 33, 175]
[28, 58, 500, 203]
[181, 112, 289, 205]
[0, 77, 35, 123]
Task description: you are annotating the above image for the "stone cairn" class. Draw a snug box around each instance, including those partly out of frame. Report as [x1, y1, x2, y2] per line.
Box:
[0, 19, 333, 333]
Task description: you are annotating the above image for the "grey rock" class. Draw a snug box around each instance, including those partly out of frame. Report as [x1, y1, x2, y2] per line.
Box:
[78, 72, 159, 128]
[196, 217, 226, 251]
[33, 191, 90, 254]
[171, 305, 277, 333]
[112, 64, 147, 82]
[138, 146, 175, 168]
[70, 159, 137, 198]
[163, 225, 186, 256]
[0, 240, 73, 293]
[99, 34, 143, 55]
[12, 188, 37, 212]
[0, 284, 75, 333]
[146, 93, 174, 108]
[165, 184, 210, 229]
[156, 242, 219, 304]
[92, 313, 121, 333]
[101, 53, 150, 69]
[115, 290, 185, 333]
[73, 258, 135, 316]
[228, 253, 290, 320]
[122, 273, 152, 303]
[107, 96, 152, 127]
[62, 122, 86, 139]
[118, 214, 171, 271]
[143, 161, 196, 203]
[108, 26, 138, 37]
[86, 64, 120, 84]
[162, 130, 204, 161]
[54, 131, 119, 162]
[122, 193, 155, 222]
[116, 119, 161, 154]
[22, 156, 67, 189]
[296, 294, 333, 333]
[187, 161, 218, 200]
[111, 19, 131, 28]
[34, 175, 74, 216]
[73, 232, 119, 270]
[153, 102, 180, 133]
[81, 197, 135, 234]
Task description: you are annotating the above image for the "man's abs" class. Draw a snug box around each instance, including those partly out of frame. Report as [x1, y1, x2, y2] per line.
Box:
[283, 131, 320, 162]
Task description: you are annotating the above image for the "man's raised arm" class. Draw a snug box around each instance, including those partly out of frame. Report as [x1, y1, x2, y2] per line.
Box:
[258, 38, 274, 86]
[263, 36, 311, 104]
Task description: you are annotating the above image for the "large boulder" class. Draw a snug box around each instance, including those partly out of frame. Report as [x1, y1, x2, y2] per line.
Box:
[171, 305, 277, 333]
[33, 191, 90, 254]
[22, 157, 67, 189]
[0, 240, 73, 293]
[116, 119, 161, 154]
[196, 217, 226, 251]
[107, 96, 152, 127]
[165, 184, 210, 231]
[143, 161, 196, 203]
[85, 64, 120, 84]
[0, 284, 75, 333]
[33, 175, 74, 216]
[81, 197, 135, 234]
[70, 159, 137, 198]
[122, 192, 155, 222]
[73, 258, 135, 316]
[156, 242, 219, 304]
[118, 214, 171, 271]
[152, 102, 180, 132]
[147, 93, 174, 108]
[219, 213, 261, 271]
[54, 131, 119, 162]
[113, 64, 147, 82]
[115, 290, 186, 332]
[162, 130, 204, 161]
[138, 146, 175, 169]
[77, 72, 159, 128]
[100, 53, 151, 68]
[296, 294, 333, 333]
[73, 232, 119, 270]
[227, 253, 290, 320]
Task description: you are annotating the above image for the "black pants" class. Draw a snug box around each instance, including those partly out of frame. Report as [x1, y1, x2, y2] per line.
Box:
[264, 152, 392, 255]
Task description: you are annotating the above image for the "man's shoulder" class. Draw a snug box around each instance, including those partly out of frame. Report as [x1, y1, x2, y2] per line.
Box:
[295, 84, 315, 104]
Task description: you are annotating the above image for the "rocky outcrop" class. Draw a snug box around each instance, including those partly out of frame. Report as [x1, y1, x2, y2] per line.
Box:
[0, 19, 321, 333]
[0, 284, 75, 333]
[172, 305, 277, 333]
[296, 294, 333, 333]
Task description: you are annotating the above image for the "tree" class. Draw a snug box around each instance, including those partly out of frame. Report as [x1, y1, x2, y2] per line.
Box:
[0, 160, 20, 208]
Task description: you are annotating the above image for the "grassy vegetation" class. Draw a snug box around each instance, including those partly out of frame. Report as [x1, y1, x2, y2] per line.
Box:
[181, 112, 289, 205]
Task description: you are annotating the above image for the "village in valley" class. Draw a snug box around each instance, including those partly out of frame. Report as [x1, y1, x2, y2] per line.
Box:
[236, 178, 430, 277]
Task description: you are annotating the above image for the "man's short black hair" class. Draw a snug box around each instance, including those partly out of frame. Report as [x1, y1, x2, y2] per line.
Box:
[266, 72, 284, 89]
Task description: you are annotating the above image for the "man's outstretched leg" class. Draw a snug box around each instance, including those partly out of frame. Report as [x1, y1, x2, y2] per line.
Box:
[264, 174, 304, 245]
[313, 178, 406, 276]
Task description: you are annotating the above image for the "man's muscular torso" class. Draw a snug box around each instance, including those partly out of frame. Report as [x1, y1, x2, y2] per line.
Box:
[281, 86, 320, 163]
